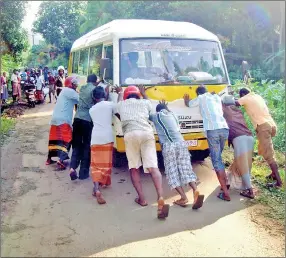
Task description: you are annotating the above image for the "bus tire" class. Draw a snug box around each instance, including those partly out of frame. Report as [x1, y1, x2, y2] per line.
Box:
[190, 149, 210, 162]
[112, 148, 126, 168]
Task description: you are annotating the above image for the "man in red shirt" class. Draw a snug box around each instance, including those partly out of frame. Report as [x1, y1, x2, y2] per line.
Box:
[47, 71, 56, 103]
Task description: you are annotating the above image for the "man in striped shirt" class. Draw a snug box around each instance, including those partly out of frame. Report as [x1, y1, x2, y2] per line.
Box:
[184, 86, 230, 201]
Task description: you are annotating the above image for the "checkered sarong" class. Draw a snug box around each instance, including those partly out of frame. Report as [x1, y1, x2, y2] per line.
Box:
[162, 141, 197, 189]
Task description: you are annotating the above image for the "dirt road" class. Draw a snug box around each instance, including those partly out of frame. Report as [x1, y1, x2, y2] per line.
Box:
[1, 103, 284, 257]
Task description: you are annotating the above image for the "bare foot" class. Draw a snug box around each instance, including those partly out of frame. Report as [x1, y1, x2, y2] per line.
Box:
[173, 198, 188, 207]
[93, 191, 106, 204]
[135, 197, 148, 206]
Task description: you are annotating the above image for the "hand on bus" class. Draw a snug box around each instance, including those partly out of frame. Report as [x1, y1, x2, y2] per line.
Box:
[113, 85, 123, 94]
[183, 94, 190, 107]
[138, 85, 146, 95]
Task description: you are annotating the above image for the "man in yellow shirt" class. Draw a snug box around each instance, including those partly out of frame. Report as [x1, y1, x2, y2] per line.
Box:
[236, 88, 282, 187]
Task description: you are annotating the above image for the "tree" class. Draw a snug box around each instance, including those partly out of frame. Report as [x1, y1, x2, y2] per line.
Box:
[0, 0, 29, 59]
[33, 1, 85, 57]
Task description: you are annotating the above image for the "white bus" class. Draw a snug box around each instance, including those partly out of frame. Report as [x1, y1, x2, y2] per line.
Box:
[69, 19, 230, 166]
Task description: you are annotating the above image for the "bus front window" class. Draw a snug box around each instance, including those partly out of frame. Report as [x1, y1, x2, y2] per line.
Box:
[120, 38, 228, 85]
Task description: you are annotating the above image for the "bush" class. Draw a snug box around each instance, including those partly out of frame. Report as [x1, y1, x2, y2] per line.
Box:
[232, 80, 285, 153]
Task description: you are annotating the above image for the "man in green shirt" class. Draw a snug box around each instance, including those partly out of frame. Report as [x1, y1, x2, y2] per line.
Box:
[69, 74, 98, 180]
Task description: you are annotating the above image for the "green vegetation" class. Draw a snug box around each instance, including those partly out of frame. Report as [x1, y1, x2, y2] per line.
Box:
[0, 117, 16, 145]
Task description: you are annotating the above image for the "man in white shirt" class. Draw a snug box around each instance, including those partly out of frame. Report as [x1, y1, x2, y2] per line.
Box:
[35, 72, 45, 91]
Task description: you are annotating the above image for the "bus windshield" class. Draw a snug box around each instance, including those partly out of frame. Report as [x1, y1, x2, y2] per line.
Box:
[120, 38, 227, 85]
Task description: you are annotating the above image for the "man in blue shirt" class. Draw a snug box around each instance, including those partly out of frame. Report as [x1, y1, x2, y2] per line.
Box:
[184, 85, 230, 201]
[150, 100, 204, 209]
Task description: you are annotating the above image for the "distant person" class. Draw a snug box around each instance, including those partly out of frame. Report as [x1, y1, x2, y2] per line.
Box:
[47, 71, 56, 103]
[88, 86, 118, 204]
[115, 85, 170, 220]
[149, 100, 204, 209]
[35, 71, 45, 91]
[184, 85, 230, 201]
[1, 72, 9, 104]
[235, 88, 282, 188]
[43, 66, 49, 82]
[46, 76, 79, 170]
[222, 103, 255, 199]
[69, 74, 99, 181]
[55, 66, 65, 96]
[11, 69, 21, 103]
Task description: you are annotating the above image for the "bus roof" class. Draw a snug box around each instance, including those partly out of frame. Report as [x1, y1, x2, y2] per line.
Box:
[71, 19, 219, 52]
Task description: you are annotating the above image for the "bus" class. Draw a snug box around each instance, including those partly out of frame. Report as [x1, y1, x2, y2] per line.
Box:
[69, 19, 231, 166]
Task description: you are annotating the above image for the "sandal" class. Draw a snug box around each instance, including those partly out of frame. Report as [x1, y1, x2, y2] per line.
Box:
[240, 189, 255, 199]
[135, 197, 148, 207]
[157, 198, 169, 219]
[217, 192, 231, 202]
[70, 171, 78, 181]
[173, 199, 188, 207]
[57, 160, 66, 170]
[46, 159, 56, 165]
[92, 191, 106, 205]
[192, 191, 205, 210]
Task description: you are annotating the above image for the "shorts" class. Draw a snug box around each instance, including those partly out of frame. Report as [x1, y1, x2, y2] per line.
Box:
[49, 84, 55, 94]
[124, 130, 158, 171]
[206, 128, 229, 171]
[162, 141, 197, 189]
[256, 122, 276, 165]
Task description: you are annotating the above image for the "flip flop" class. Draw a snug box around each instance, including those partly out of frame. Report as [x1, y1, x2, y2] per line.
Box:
[57, 160, 66, 170]
[220, 184, 230, 191]
[70, 171, 78, 181]
[93, 191, 106, 205]
[157, 199, 169, 219]
[173, 199, 188, 207]
[240, 189, 255, 199]
[135, 197, 148, 207]
[192, 191, 205, 210]
[217, 192, 231, 202]
[46, 159, 56, 165]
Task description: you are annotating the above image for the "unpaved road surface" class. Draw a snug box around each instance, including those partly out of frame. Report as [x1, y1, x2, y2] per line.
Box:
[1, 103, 285, 257]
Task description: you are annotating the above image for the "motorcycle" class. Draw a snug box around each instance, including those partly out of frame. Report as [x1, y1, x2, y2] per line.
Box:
[24, 82, 36, 108]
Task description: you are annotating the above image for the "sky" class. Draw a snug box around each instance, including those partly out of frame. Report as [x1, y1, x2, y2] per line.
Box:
[22, 1, 43, 44]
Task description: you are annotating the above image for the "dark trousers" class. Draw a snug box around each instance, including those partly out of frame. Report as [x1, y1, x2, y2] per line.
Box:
[70, 118, 93, 179]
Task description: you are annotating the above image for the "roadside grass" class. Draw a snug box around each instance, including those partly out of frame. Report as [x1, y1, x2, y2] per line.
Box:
[0, 116, 16, 145]
[222, 147, 285, 225]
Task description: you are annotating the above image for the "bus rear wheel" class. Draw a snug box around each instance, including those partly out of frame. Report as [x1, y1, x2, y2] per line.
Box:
[190, 149, 210, 162]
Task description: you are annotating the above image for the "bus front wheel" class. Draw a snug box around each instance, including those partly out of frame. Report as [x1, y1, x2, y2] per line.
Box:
[190, 149, 210, 162]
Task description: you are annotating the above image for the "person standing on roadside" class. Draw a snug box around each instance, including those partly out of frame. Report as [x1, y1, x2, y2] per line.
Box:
[184, 85, 230, 201]
[1, 72, 9, 104]
[55, 66, 65, 97]
[69, 74, 99, 181]
[115, 85, 170, 220]
[11, 69, 21, 103]
[47, 71, 56, 103]
[235, 88, 282, 188]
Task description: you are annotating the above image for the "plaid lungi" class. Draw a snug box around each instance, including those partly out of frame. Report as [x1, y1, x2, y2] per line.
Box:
[162, 141, 197, 189]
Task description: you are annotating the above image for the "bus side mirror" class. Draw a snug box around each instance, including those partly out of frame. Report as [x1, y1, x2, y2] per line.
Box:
[100, 58, 112, 80]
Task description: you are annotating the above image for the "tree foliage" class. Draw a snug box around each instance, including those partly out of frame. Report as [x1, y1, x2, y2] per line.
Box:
[33, 1, 85, 57]
[0, 0, 29, 59]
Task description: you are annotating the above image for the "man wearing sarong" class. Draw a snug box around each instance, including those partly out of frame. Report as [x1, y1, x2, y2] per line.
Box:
[235, 88, 282, 188]
[85, 87, 118, 204]
[69, 74, 98, 180]
[222, 103, 255, 199]
[184, 86, 230, 201]
[11, 69, 21, 103]
[149, 100, 204, 209]
[115, 85, 170, 220]
[46, 76, 79, 170]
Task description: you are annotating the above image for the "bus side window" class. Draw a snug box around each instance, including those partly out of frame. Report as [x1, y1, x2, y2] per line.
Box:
[78, 49, 89, 76]
[104, 45, 113, 80]
[72, 51, 79, 74]
[89, 45, 103, 76]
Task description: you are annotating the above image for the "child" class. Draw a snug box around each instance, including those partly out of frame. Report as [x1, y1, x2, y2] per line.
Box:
[149, 100, 204, 209]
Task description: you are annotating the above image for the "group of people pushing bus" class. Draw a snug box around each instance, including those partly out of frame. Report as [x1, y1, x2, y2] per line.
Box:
[46, 74, 282, 220]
